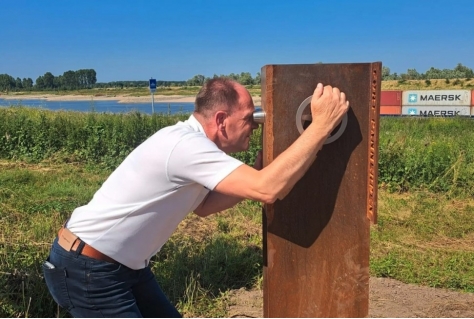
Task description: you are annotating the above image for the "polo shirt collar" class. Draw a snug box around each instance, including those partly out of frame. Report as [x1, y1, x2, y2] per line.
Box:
[185, 114, 207, 137]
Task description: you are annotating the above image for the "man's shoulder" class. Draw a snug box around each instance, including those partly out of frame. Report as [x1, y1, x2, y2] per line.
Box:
[145, 121, 214, 154]
[157, 121, 206, 141]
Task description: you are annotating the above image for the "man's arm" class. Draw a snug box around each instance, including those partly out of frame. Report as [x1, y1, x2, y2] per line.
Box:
[213, 84, 349, 204]
[193, 191, 243, 217]
[194, 151, 263, 217]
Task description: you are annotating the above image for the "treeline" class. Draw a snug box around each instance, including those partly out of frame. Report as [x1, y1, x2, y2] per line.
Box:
[2, 64, 473, 92]
[186, 72, 260, 86]
[382, 63, 474, 81]
[94, 80, 187, 89]
[93, 72, 261, 88]
[0, 69, 97, 92]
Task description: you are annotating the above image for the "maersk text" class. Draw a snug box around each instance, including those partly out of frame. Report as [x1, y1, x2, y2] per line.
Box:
[419, 95, 461, 101]
[419, 110, 460, 116]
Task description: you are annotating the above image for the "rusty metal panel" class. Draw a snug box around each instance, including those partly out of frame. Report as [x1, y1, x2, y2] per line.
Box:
[402, 90, 471, 106]
[471, 90, 474, 106]
[381, 90, 402, 106]
[261, 62, 381, 318]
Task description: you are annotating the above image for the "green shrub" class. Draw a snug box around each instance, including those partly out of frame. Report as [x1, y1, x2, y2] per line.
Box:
[1, 107, 473, 196]
[0, 106, 189, 169]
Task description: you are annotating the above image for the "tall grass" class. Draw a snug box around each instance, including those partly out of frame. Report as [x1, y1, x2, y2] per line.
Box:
[0, 160, 262, 317]
[379, 117, 474, 196]
[0, 106, 261, 170]
[0, 106, 473, 317]
[1, 106, 472, 195]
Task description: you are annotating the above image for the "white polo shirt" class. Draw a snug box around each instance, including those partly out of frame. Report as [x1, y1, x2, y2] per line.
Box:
[67, 115, 244, 269]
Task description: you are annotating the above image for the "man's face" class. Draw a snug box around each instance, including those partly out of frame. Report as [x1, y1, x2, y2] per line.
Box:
[222, 89, 259, 153]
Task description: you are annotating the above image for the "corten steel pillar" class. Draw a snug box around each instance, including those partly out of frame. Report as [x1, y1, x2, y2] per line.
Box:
[261, 63, 380, 318]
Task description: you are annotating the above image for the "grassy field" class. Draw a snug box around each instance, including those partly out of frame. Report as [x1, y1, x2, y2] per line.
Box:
[381, 78, 474, 90]
[0, 109, 473, 317]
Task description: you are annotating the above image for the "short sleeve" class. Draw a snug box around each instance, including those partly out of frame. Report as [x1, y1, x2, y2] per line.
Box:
[166, 134, 244, 190]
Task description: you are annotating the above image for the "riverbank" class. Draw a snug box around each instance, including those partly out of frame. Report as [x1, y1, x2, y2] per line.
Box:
[0, 93, 193, 103]
[0, 93, 262, 105]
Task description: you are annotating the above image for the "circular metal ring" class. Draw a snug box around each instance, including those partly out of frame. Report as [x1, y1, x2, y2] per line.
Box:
[296, 95, 348, 145]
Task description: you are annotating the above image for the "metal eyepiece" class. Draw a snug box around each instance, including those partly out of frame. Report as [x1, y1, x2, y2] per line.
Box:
[253, 108, 266, 124]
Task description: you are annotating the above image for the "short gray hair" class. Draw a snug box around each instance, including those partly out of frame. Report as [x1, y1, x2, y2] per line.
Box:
[194, 77, 239, 119]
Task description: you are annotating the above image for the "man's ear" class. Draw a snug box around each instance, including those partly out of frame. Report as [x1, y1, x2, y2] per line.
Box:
[215, 110, 227, 131]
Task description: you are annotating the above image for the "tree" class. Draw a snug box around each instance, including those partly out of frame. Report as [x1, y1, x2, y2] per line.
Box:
[43, 72, 55, 89]
[187, 74, 205, 86]
[75, 69, 96, 88]
[239, 72, 253, 85]
[228, 73, 239, 81]
[54, 75, 62, 89]
[15, 77, 23, 90]
[22, 78, 33, 90]
[0, 74, 15, 92]
[382, 66, 391, 80]
[86, 69, 97, 87]
[425, 67, 442, 79]
[35, 75, 45, 89]
[62, 70, 78, 90]
[254, 72, 261, 85]
[406, 69, 421, 80]
[454, 63, 474, 78]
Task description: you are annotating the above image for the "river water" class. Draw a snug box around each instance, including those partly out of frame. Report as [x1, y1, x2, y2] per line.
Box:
[0, 98, 195, 115]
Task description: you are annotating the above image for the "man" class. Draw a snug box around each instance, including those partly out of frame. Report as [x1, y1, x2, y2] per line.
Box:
[43, 77, 349, 317]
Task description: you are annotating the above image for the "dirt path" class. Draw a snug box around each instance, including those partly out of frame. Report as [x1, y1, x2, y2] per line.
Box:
[227, 277, 474, 318]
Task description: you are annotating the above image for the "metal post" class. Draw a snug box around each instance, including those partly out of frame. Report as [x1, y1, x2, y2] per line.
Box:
[152, 92, 155, 114]
[149, 78, 157, 114]
[262, 62, 381, 317]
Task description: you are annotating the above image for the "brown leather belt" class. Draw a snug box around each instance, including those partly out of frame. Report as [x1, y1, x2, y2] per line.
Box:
[58, 227, 118, 264]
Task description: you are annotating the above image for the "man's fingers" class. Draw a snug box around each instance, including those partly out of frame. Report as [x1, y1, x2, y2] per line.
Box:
[340, 92, 346, 103]
[323, 85, 333, 96]
[313, 83, 324, 98]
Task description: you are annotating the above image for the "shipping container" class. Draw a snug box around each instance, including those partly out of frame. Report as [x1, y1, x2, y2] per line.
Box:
[402, 90, 471, 106]
[402, 106, 470, 116]
[471, 90, 474, 106]
[381, 91, 402, 106]
[380, 105, 401, 115]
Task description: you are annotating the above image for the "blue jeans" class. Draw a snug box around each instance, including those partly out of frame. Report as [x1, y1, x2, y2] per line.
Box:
[43, 237, 181, 318]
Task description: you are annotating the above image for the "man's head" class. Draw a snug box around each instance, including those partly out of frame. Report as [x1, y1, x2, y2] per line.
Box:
[194, 77, 258, 154]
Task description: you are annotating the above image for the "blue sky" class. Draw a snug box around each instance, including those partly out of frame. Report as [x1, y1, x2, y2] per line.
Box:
[1, 0, 473, 82]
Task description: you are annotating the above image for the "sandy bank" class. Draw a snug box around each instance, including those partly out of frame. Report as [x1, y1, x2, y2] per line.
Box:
[0, 94, 262, 105]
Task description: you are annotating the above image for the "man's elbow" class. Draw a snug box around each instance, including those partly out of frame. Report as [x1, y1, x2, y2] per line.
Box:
[257, 186, 292, 204]
[258, 192, 279, 204]
[193, 208, 213, 218]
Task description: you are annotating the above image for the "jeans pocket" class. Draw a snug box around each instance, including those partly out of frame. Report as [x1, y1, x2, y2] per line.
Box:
[42, 260, 73, 310]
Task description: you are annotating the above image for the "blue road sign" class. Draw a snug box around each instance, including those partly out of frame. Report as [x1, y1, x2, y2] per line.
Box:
[149, 78, 156, 92]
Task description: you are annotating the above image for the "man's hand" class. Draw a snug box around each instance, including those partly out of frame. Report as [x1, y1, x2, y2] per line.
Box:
[310, 83, 350, 135]
[213, 83, 351, 204]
